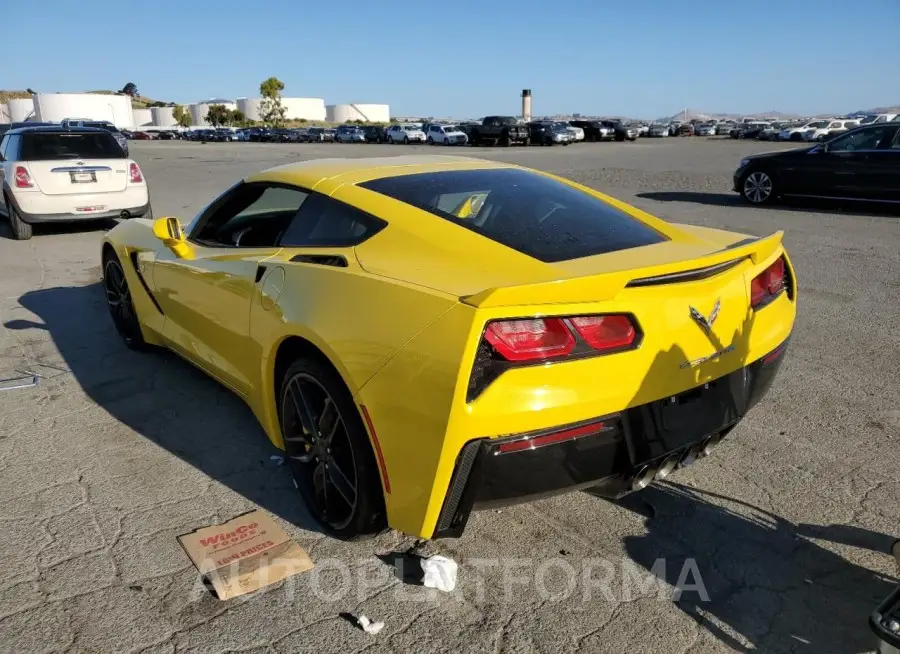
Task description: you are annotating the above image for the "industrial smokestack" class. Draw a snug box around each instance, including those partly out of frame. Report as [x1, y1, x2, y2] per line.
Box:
[521, 89, 532, 122]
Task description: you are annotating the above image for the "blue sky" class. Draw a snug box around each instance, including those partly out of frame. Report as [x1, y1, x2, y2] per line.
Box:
[7, 0, 898, 119]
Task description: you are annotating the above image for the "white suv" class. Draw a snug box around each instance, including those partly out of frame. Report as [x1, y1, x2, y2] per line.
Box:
[779, 120, 831, 141]
[426, 124, 468, 145]
[387, 124, 426, 144]
[0, 126, 151, 240]
[803, 119, 860, 141]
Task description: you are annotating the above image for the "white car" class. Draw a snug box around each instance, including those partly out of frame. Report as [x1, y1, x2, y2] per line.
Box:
[425, 124, 468, 145]
[857, 113, 898, 125]
[779, 120, 832, 141]
[803, 119, 860, 141]
[0, 126, 150, 240]
[387, 124, 426, 144]
[557, 123, 584, 142]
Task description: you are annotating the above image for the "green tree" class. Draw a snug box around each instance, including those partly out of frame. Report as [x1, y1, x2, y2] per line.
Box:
[120, 82, 138, 97]
[172, 104, 191, 128]
[259, 76, 287, 127]
[228, 109, 246, 126]
[205, 104, 230, 127]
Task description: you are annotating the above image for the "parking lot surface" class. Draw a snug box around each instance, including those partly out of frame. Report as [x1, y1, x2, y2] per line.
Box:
[1, 139, 898, 654]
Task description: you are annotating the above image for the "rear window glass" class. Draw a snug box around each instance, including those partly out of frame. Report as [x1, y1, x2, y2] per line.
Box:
[20, 132, 125, 161]
[359, 168, 667, 262]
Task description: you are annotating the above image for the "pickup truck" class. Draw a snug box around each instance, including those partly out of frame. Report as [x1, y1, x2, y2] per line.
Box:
[468, 116, 530, 146]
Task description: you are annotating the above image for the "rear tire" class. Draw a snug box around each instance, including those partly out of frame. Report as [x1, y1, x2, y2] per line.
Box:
[6, 200, 32, 241]
[279, 357, 387, 540]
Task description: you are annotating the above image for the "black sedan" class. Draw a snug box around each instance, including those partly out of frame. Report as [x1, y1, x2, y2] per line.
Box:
[733, 123, 899, 205]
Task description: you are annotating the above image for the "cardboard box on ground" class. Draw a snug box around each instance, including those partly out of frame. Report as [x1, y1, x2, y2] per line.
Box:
[178, 509, 314, 600]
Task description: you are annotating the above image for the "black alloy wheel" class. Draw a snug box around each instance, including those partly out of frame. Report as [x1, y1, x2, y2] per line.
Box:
[103, 253, 146, 349]
[280, 358, 386, 539]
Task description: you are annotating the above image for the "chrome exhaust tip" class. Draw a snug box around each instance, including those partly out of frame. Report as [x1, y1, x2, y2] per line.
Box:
[702, 433, 723, 457]
[631, 464, 658, 491]
[655, 453, 681, 480]
[680, 442, 705, 468]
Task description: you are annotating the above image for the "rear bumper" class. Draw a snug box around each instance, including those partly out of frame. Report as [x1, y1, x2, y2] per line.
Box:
[433, 337, 789, 538]
[9, 188, 150, 224]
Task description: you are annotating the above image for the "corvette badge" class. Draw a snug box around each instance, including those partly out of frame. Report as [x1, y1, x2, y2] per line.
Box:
[689, 298, 721, 334]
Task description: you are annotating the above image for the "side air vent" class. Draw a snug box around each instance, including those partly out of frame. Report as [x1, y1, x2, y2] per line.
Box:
[290, 254, 348, 268]
[128, 251, 164, 314]
[626, 257, 745, 287]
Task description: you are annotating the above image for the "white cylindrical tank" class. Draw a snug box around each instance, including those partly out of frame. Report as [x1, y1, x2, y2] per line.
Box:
[8, 98, 36, 122]
[151, 106, 178, 127]
[133, 108, 152, 126]
[33, 93, 135, 128]
[190, 99, 236, 126]
[326, 103, 390, 123]
[236, 97, 326, 122]
[236, 98, 262, 122]
[0, 103, 9, 124]
[282, 98, 326, 121]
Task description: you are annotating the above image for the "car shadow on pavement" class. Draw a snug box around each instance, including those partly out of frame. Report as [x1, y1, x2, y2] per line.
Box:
[0, 217, 117, 240]
[614, 483, 896, 653]
[4, 282, 322, 534]
[636, 191, 900, 217]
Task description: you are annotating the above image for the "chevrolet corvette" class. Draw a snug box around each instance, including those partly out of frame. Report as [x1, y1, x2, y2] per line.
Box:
[101, 155, 796, 540]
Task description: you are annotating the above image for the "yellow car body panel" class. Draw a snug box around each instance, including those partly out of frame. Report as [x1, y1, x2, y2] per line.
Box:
[102, 156, 797, 540]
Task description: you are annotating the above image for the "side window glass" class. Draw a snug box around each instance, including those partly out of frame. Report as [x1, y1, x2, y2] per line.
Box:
[828, 127, 891, 152]
[192, 184, 309, 247]
[279, 194, 386, 247]
[0, 135, 7, 160]
[889, 128, 900, 149]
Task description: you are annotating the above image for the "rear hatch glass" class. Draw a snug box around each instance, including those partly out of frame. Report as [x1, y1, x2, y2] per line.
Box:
[359, 168, 667, 262]
[20, 132, 126, 161]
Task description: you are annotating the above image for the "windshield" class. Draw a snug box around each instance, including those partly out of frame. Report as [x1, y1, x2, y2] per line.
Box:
[402, 125, 420, 131]
[20, 131, 125, 160]
[858, 115, 879, 124]
[360, 168, 667, 263]
[807, 121, 828, 128]
[444, 125, 459, 132]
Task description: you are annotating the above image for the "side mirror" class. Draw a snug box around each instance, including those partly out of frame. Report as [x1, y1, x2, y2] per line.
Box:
[152, 216, 192, 258]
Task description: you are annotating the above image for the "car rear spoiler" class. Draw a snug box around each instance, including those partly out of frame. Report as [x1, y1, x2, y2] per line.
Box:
[460, 231, 785, 308]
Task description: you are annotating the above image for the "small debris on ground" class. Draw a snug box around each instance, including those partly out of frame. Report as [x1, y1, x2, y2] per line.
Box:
[421, 555, 458, 592]
[347, 613, 385, 635]
[269, 454, 284, 466]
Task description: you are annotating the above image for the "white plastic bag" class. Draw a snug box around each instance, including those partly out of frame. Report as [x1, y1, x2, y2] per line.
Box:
[420, 555, 458, 592]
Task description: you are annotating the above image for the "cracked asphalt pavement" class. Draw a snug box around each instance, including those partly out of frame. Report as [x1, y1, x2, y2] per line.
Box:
[1, 138, 898, 653]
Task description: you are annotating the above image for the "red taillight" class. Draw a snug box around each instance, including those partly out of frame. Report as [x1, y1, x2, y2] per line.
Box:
[484, 318, 575, 362]
[129, 163, 143, 183]
[751, 256, 788, 308]
[570, 315, 636, 351]
[14, 166, 33, 188]
[495, 420, 611, 454]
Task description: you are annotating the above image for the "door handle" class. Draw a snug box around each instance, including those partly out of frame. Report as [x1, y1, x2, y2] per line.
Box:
[255, 264, 267, 283]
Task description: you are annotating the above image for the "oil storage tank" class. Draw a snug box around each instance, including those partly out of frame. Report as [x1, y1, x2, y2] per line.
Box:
[326, 103, 390, 123]
[189, 99, 236, 126]
[33, 93, 135, 128]
[133, 108, 152, 127]
[8, 97, 36, 122]
[237, 97, 326, 122]
[151, 106, 179, 127]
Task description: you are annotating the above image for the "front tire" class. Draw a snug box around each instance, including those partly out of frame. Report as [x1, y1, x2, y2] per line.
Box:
[103, 250, 147, 349]
[6, 200, 32, 240]
[740, 169, 776, 205]
[279, 358, 387, 540]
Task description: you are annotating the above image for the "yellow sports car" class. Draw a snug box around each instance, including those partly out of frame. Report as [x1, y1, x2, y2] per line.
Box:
[101, 155, 796, 540]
